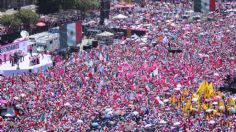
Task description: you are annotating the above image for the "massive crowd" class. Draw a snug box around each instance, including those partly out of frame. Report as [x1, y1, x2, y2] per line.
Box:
[0, 1, 236, 131]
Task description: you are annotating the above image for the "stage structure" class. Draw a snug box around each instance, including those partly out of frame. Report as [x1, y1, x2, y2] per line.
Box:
[0, 53, 52, 76]
[59, 21, 83, 49]
[0, 32, 53, 76]
[0, 41, 28, 62]
[194, 0, 216, 12]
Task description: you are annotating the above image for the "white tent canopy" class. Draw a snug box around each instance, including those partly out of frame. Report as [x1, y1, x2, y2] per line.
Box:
[97, 31, 114, 37]
[113, 14, 128, 19]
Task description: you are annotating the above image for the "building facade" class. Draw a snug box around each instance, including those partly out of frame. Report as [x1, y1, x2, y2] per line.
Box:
[0, 0, 35, 10]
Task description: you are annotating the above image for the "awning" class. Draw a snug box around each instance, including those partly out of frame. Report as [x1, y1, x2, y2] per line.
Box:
[36, 22, 46, 27]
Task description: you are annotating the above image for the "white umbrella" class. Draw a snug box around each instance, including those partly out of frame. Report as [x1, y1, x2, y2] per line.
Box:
[192, 98, 198, 102]
[133, 111, 139, 115]
[97, 31, 114, 37]
[20, 93, 26, 97]
[174, 122, 180, 126]
[214, 73, 219, 76]
[206, 109, 213, 113]
[208, 120, 215, 124]
[64, 102, 71, 106]
[5, 113, 14, 117]
[105, 108, 113, 113]
[145, 124, 152, 128]
[113, 14, 128, 19]
[212, 102, 218, 105]
[13, 96, 20, 100]
[163, 99, 169, 103]
[160, 120, 167, 124]
[174, 87, 181, 91]
[86, 20, 96, 25]
[177, 84, 181, 88]
[219, 106, 224, 110]
[77, 119, 83, 123]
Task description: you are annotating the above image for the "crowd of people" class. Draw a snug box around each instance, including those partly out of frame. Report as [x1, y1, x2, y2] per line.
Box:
[0, 1, 236, 131]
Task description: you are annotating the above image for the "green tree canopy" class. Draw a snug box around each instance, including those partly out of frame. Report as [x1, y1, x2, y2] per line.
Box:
[37, 0, 99, 14]
[0, 14, 22, 28]
[73, 0, 99, 12]
[0, 9, 39, 30]
[15, 9, 39, 26]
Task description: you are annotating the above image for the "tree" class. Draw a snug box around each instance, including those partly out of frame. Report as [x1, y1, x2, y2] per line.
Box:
[74, 0, 99, 12]
[0, 15, 22, 28]
[15, 9, 39, 29]
[60, 0, 76, 10]
[73, 0, 99, 19]
[36, 0, 99, 14]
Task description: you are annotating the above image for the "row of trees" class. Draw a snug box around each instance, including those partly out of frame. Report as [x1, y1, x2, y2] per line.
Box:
[0, 0, 99, 31]
[0, 9, 38, 29]
[36, 0, 99, 14]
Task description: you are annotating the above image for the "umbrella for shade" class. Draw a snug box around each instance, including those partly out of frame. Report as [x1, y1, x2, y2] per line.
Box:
[20, 93, 26, 97]
[64, 102, 71, 106]
[145, 124, 152, 128]
[133, 111, 139, 116]
[212, 102, 218, 105]
[113, 14, 128, 19]
[174, 87, 181, 91]
[105, 108, 113, 113]
[219, 106, 224, 110]
[36, 22, 46, 27]
[13, 96, 20, 100]
[206, 109, 213, 113]
[2, 107, 16, 117]
[192, 98, 198, 102]
[160, 120, 167, 124]
[174, 122, 180, 126]
[163, 99, 169, 103]
[77, 119, 83, 123]
[208, 120, 215, 124]
[5, 113, 14, 117]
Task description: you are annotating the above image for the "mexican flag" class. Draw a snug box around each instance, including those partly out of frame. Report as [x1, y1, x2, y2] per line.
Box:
[59, 21, 82, 48]
[40, 113, 46, 122]
[194, 0, 216, 12]
[165, 77, 170, 83]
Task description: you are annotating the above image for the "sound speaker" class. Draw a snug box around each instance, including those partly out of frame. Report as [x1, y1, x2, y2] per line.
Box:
[92, 41, 98, 48]
[83, 45, 92, 51]
[69, 46, 79, 52]
[167, 49, 183, 54]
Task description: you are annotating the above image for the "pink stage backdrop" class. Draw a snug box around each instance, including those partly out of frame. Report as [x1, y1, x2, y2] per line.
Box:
[0, 41, 28, 62]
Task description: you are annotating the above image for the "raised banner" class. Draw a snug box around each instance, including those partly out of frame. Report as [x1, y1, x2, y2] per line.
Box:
[59, 21, 83, 49]
[194, 0, 216, 12]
